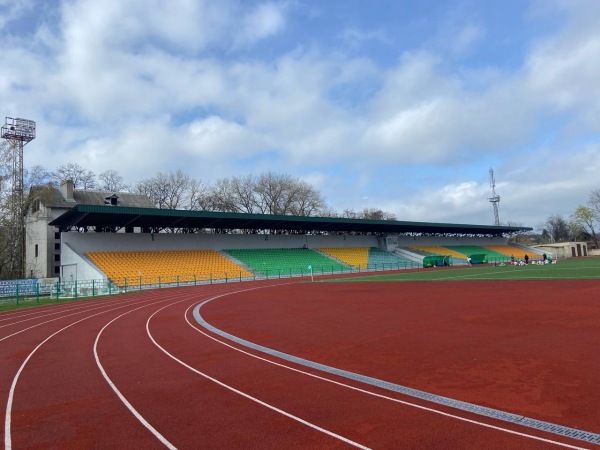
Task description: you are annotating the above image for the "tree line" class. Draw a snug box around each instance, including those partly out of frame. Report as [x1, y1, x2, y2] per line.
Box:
[542, 194, 600, 249]
[18, 161, 395, 220]
[0, 151, 396, 278]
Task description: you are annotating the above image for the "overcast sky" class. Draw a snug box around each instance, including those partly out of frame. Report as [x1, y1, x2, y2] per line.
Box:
[2, 0, 599, 230]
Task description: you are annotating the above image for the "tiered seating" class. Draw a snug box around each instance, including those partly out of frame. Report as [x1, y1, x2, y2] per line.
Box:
[317, 247, 370, 268]
[224, 248, 350, 276]
[86, 250, 252, 286]
[367, 248, 414, 269]
[443, 246, 508, 262]
[409, 246, 469, 262]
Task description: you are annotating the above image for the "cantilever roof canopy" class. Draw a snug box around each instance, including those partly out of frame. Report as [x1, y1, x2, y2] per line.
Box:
[49, 204, 532, 236]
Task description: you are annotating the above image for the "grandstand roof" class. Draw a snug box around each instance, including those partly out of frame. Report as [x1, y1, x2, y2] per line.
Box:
[29, 184, 156, 209]
[49, 204, 532, 236]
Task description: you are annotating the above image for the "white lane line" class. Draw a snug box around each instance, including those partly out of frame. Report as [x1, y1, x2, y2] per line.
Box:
[186, 288, 589, 450]
[0, 300, 131, 330]
[3, 298, 169, 450]
[145, 300, 371, 450]
[0, 297, 153, 342]
[0, 297, 121, 323]
[93, 301, 179, 450]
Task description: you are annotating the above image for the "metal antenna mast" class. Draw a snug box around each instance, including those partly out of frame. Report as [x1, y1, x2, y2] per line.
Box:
[488, 168, 500, 226]
[2, 117, 36, 277]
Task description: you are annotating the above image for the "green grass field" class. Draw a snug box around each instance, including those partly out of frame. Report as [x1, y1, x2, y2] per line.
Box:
[325, 257, 600, 283]
[2, 258, 598, 312]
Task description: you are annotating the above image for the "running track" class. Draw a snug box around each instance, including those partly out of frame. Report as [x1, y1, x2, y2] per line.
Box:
[1, 278, 598, 449]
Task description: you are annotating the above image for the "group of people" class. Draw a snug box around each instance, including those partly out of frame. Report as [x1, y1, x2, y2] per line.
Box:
[508, 253, 553, 266]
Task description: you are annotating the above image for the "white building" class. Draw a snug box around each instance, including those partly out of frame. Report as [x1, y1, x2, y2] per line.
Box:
[25, 180, 155, 279]
[533, 242, 589, 260]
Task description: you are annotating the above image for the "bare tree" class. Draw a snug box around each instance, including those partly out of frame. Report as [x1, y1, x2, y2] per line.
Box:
[0, 142, 21, 278]
[133, 170, 190, 210]
[571, 205, 599, 249]
[340, 208, 397, 220]
[587, 189, 600, 245]
[230, 175, 259, 213]
[206, 178, 236, 212]
[133, 176, 167, 209]
[544, 215, 571, 243]
[252, 172, 328, 216]
[187, 178, 212, 211]
[98, 170, 128, 192]
[254, 172, 292, 214]
[53, 163, 96, 189]
[206, 176, 255, 213]
[589, 189, 600, 215]
[287, 180, 326, 217]
[25, 165, 53, 190]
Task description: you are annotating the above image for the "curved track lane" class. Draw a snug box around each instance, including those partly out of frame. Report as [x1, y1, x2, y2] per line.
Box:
[1, 280, 597, 449]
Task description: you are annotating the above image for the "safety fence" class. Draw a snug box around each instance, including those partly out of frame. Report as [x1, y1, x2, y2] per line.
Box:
[0, 261, 421, 306]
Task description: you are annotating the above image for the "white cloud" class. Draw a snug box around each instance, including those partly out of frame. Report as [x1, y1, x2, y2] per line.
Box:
[2, 0, 600, 227]
[185, 116, 268, 158]
[524, 15, 600, 130]
[338, 27, 390, 49]
[378, 181, 490, 224]
[236, 2, 288, 47]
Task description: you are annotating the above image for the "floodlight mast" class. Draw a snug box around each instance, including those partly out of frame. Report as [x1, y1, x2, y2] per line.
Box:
[1, 117, 36, 277]
[488, 168, 500, 226]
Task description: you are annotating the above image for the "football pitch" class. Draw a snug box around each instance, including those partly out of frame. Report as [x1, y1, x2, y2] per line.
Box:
[326, 257, 600, 282]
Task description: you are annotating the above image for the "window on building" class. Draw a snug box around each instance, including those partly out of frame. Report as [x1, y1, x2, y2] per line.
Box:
[55, 232, 60, 240]
[35, 244, 38, 258]
[54, 243, 60, 251]
[54, 254, 60, 262]
[104, 195, 119, 206]
[31, 199, 40, 213]
[54, 266, 60, 274]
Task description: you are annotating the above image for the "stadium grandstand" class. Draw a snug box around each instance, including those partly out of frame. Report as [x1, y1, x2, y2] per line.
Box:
[19, 179, 543, 296]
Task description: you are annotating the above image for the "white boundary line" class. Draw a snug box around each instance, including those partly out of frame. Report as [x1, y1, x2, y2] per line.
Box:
[0, 297, 151, 342]
[93, 301, 179, 450]
[145, 296, 371, 450]
[0, 296, 123, 322]
[3, 298, 168, 450]
[187, 287, 589, 450]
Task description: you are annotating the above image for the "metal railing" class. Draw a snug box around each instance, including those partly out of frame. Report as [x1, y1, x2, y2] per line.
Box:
[0, 261, 421, 306]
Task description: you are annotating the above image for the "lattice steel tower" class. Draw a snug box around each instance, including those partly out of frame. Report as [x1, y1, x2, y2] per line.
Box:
[488, 168, 500, 226]
[2, 117, 36, 277]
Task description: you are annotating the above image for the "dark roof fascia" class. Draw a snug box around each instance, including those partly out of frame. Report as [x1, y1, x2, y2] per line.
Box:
[48, 204, 533, 235]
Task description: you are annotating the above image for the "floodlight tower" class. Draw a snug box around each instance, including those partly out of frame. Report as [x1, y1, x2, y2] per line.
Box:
[488, 167, 500, 226]
[1, 117, 36, 277]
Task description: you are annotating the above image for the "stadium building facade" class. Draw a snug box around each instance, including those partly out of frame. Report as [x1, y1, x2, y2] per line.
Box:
[25, 180, 533, 282]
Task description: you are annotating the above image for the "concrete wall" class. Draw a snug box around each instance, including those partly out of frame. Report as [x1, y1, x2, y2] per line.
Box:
[60, 243, 104, 282]
[25, 205, 68, 278]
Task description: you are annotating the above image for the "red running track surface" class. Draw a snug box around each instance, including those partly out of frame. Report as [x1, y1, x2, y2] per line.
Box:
[1, 278, 599, 449]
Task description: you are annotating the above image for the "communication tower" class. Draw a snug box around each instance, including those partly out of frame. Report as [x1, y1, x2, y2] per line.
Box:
[2, 117, 36, 277]
[488, 168, 500, 226]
